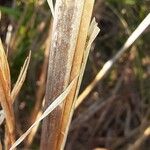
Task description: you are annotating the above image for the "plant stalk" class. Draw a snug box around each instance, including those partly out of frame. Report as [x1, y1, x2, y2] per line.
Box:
[40, 0, 85, 149]
[56, 0, 95, 149]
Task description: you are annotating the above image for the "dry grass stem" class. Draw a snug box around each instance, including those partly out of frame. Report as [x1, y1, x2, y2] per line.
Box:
[0, 39, 15, 147]
[1, 1, 149, 150]
[40, 0, 85, 149]
[128, 126, 150, 150]
[10, 76, 78, 150]
[0, 39, 31, 149]
[26, 111, 43, 146]
[56, 1, 97, 149]
[60, 19, 100, 150]
[76, 13, 150, 108]
[0, 40, 11, 88]
[11, 51, 31, 102]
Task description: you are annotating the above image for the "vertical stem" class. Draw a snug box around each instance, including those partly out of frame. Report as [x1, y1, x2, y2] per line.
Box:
[40, 0, 85, 149]
[56, 1, 95, 149]
[0, 73, 15, 148]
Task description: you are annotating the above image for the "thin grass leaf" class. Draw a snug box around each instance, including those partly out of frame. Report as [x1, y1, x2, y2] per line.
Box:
[0, 39, 11, 89]
[56, 1, 100, 146]
[47, 0, 54, 17]
[41, 1, 85, 148]
[0, 50, 31, 128]
[60, 20, 100, 145]
[10, 76, 78, 150]
[0, 39, 15, 147]
[75, 21, 100, 109]
[88, 18, 98, 37]
[0, 68, 15, 145]
[11, 51, 31, 102]
[76, 13, 150, 107]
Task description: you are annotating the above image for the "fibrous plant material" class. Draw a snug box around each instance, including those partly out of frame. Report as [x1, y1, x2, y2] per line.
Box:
[56, 18, 100, 150]
[9, 18, 100, 150]
[40, 0, 100, 149]
[8, 0, 99, 149]
[40, 0, 85, 149]
[0, 39, 15, 148]
[9, 75, 78, 150]
[0, 39, 31, 149]
[128, 126, 150, 150]
[75, 13, 150, 108]
[55, 0, 96, 148]
[11, 52, 31, 102]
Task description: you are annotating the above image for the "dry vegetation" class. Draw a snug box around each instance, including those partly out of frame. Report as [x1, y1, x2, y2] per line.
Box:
[0, 0, 150, 150]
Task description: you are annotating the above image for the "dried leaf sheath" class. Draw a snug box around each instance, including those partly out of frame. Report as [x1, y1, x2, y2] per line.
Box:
[56, 0, 96, 149]
[40, 0, 85, 149]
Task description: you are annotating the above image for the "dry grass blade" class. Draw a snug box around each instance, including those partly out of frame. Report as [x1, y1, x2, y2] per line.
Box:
[11, 51, 31, 102]
[0, 51, 31, 126]
[114, 13, 150, 61]
[26, 110, 43, 146]
[59, 22, 100, 148]
[40, 0, 85, 149]
[128, 126, 150, 150]
[75, 20, 100, 109]
[9, 76, 78, 150]
[47, 0, 54, 17]
[0, 43, 15, 147]
[76, 13, 150, 108]
[0, 39, 31, 148]
[0, 39, 11, 89]
[55, 1, 98, 148]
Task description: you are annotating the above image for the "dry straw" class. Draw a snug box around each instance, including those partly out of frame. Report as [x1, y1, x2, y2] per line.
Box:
[10, 76, 78, 150]
[0, 39, 15, 148]
[75, 13, 150, 108]
[0, 39, 31, 149]
[9, 22, 99, 149]
[40, 0, 85, 149]
[40, 0, 99, 149]
[9, 0, 100, 149]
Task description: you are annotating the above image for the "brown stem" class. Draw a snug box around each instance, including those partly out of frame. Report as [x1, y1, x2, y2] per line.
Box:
[0, 70, 15, 148]
[56, 0, 95, 149]
[40, 0, 85, 149]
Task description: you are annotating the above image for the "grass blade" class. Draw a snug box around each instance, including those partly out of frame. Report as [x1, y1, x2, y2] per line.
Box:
[9, 76, 77, 150]
[11, 51, 31, 102]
